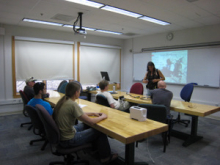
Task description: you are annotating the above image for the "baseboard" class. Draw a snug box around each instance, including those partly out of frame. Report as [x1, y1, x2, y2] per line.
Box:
[0, 103, 23, 116]
[0, 110, 22, 116]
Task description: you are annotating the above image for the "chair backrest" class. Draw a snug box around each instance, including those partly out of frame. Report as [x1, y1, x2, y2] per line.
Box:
[36, 104, 60, 145]
[57, 80, 68, 92]
[180, 83, 194, 102]
[74, 81, 83, 94]
[19, 90, 29, 105]
[74, 81, 88, 100]
[25, 105, 44, 134]
[57, 81, 68, 94]
[138, 104, 167, 123]
[96, 94, 110, 107]
[130, 83, 144, 95]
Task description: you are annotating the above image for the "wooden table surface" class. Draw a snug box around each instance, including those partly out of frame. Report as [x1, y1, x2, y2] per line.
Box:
[46, 90, 168, 144]
[107, 91, 220, 117]
[87, 90, 220, 147]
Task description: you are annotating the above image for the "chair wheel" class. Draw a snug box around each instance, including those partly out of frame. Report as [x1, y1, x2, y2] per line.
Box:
[30, 141, 33, 145]
[185, 124, 188, 127]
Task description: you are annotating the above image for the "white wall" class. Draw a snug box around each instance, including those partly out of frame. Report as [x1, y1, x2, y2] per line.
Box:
[0, 35, 5, 100]
[121, 25, 220, 109]
[0, 25, 123, 114]
[1, 24, 220, 116]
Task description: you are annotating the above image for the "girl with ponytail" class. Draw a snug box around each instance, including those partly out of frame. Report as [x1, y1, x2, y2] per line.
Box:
[53, 81, 117, 163]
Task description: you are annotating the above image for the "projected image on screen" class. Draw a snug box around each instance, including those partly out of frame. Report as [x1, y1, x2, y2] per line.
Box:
[152, 50, 188, 84]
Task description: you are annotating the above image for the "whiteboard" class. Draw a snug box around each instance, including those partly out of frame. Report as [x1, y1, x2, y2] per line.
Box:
[133, 47, 220, 87]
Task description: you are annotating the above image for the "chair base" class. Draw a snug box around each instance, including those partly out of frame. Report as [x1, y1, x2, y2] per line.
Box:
[20, 122, 33, 130]
[30, 138, 48, 150]
[172, 113, 190, 127]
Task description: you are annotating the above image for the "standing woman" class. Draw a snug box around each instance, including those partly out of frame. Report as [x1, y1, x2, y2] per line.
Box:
[53, 82, 117, 164]
[143, 61, 165, 91]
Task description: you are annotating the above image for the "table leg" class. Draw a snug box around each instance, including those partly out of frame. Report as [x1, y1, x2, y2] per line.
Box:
[115, 143, 148, 165]
[171, 115, 203, 147]
[125, 143, 134, 165]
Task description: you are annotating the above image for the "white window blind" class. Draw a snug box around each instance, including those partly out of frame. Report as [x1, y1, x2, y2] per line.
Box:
[15, 38, 74, 80]
[80, 45, 121, 84]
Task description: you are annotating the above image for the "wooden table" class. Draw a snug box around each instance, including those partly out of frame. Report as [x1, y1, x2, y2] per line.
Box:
[46, 90, 168, 165]
[110, 91, 220, 147]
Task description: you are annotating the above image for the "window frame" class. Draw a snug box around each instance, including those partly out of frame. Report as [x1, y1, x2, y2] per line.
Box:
[12, 36, 75, 98]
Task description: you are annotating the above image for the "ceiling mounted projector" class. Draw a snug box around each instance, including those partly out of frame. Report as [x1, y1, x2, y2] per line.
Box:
[73, 12, 87, 35]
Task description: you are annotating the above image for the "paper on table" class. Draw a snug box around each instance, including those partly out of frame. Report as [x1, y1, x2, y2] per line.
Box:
[79, 104, 87, 108]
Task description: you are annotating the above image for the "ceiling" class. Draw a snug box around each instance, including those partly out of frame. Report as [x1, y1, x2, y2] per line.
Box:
[0, 0, 220, 39]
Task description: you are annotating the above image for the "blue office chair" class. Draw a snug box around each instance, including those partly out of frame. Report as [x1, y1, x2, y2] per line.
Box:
[74, 81, 88, 100]
[57, 81, 68, 94]
[173, 83, 197, 127]
[57, 80, 67, 92]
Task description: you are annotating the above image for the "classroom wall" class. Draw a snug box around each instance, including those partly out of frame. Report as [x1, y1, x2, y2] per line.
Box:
[1, 23, 220, 116]
[121, 24, 220, 109]
[0, 25, 123, 114]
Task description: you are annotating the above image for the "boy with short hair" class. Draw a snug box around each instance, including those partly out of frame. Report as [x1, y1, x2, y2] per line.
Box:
[28, 82, 53, 115]
[96, 80, 130, 111]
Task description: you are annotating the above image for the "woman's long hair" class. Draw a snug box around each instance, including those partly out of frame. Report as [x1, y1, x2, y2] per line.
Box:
[147, 61, 156, 73]
[53, 81, 81, 119]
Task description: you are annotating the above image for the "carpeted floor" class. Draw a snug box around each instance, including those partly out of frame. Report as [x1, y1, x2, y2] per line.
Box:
[1, 112, 220, 165]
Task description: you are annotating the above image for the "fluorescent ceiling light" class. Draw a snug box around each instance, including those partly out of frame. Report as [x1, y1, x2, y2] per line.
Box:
[63, 25, 96, 31]
[139, 16, 170, 25]
[65, 0, 104, 8]
[23, 18, 63, 26]
[95, 29, 122, 35]
[101, 5, 142, 18]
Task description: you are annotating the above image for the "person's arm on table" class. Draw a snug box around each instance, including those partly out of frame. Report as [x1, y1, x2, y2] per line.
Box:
[78, 113, 107, 126]
[110, 103, 115, 109]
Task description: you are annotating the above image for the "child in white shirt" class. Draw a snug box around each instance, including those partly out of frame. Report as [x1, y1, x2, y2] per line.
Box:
[96, 80, 130, 111]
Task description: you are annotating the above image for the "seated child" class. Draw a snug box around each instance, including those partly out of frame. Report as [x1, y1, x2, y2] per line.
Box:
[96, 80, 130, 111]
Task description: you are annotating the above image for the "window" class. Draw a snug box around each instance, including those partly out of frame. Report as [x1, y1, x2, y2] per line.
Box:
[16, 81, 26, 93]
[16, 80, 43, 93]
[12, 36, 75, 97]
[46, 80, 69, 90]
[79, 43, 121, 84]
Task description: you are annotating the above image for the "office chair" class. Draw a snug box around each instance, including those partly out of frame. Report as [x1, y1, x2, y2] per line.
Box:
[25, 105, 48, 150]
[57, 81, 68, 94]
[57, 80, 67, 92]
[172, 83, 195, 127]
[136, 104, 172, 153]
[96, 94, 110, 107]
[74, 81, 88, 100]
[36, 104, 92, 165]
[19, 90, 32, 130]
[130, 83, 144, 95]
